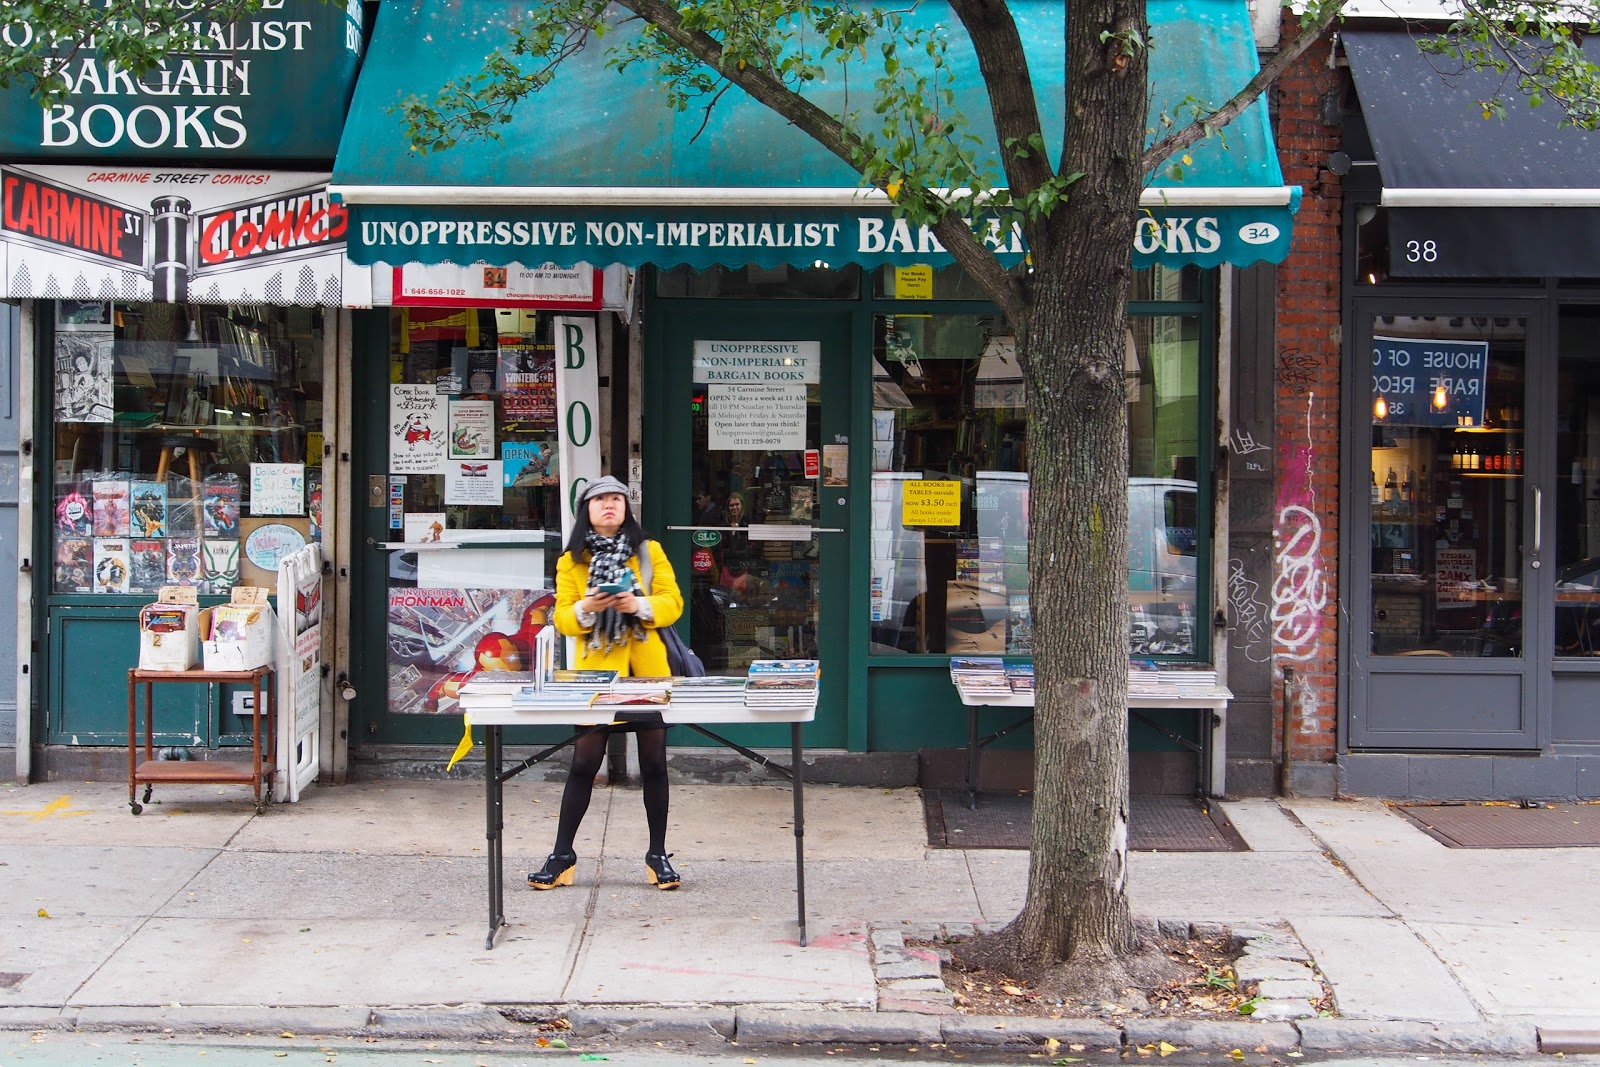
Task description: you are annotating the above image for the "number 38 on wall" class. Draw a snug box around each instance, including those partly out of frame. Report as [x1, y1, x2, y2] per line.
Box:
[1405, 239, 1438, 263]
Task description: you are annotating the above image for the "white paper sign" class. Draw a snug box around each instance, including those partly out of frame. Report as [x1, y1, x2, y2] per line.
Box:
[403, 512, 446, 543]
[693, 340, 820, 384]
[448, 399, 495, 458]
[389, 384, 447, 474]
[393, 262, 600, 309]
[54, 332, 115, 423]
[249, 463, 306, 516]
[708, 383, 807, 450]
[445, 459, 504, 505]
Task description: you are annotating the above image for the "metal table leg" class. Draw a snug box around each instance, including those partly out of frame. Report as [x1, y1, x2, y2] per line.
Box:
[485, 724, 504, 949]
[966, 707, 979, 809]
[790, 722, 807, 947]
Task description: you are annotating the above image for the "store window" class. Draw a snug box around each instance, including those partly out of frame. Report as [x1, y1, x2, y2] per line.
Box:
[381, 307, 564, 716]
[51, 302, 324, 597]
[868, 311, 1206, 658]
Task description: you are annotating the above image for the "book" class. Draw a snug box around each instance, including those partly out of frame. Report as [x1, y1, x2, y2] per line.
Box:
[788, 484, 814, 521]
[748, 659, 819, 676]
[201, 539, 240, 593]
[166, 537, 202, 585]
[55, 484, 92, 536]
[129, 480, 168, 537]
[590, 691, 671, 706]
[92, 538, 130, 593]
[457, 671, 542, 694]
[547, 668, 619, 689]
[54, 537, 92, 592]
[92, 479, 130, 537]
[201, 474, 241, 538]
[128, 538, 167, 594]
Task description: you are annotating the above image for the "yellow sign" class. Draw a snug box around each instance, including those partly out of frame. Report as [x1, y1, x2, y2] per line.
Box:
[902, 479, 960, 526]
[895, 265, 934, 300]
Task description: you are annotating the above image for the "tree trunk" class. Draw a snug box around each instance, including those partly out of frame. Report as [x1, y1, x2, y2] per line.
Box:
[1005, 0, 1147, 967]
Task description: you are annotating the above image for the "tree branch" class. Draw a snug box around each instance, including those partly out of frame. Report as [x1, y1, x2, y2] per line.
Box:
[615, 0, 1023, 321]
[1141, 0, 1346, 177]
[947, 0, 1053, 199]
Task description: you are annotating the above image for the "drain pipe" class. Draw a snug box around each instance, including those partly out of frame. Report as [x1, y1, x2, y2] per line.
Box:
[1279, 665, 1295, 796]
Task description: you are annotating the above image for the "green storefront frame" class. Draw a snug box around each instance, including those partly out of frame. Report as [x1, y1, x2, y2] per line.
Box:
[635, 267, 1217, 759]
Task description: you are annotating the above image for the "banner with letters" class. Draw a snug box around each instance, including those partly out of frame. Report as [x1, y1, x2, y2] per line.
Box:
[0, 164, 366, 306]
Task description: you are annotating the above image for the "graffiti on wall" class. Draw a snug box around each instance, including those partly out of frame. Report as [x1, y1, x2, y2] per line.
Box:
[1272, 397, 1329, 663]
[1227, 557, 1273, 663]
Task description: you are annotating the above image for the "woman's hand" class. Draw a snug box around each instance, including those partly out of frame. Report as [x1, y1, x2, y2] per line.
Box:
[581, 588, 615, 616]
[607, 591, 641, 615]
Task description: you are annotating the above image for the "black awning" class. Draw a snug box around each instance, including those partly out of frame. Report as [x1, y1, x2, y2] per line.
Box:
[1344, 29, 1600, 278]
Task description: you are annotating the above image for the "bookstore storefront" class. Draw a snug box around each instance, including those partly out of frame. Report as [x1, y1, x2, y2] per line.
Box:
[2, 0, 363, 773]
[331, 0, 1299, 765]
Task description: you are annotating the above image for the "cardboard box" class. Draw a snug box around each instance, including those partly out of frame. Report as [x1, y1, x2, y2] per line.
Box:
[138, 586, 208, 672]
[201, 586, 278, 671]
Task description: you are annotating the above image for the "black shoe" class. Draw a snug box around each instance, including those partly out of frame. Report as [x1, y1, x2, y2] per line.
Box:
[528, 849, 577, 890]
[645, 852, 680, 890]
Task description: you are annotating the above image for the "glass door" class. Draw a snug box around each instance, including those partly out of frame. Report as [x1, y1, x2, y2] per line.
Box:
[1353, 308, 1540, 749]
[352, 306, 565, 744]
[650, 304, 854, 749]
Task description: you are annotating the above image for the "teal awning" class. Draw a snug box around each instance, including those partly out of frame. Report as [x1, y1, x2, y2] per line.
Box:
[333, 0, 1297, 270]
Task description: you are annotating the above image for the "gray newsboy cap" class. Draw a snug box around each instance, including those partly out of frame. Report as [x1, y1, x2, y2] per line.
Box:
[579, 475, 631, 501]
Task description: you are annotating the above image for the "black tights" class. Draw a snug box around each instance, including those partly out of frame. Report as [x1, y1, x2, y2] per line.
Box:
[551, 727, 669, 855]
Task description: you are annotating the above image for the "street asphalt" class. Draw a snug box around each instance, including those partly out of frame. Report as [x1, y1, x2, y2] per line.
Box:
[1, 775, 1596, 1058]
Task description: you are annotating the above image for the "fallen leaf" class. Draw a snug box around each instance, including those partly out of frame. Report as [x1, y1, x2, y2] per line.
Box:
[280, 1032, 295, 1039]
[1045, 1038, 1060, 1052]
[36, 909, 50, 919]
[549, 1038, 567, 1050]
[1001, 983, 1026, 996]
[1158, 1040, 1179, 1056]
[1230, 1050, 1246, 1060]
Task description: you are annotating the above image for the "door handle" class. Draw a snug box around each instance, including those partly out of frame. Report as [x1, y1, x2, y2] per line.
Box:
[1533, 485, 1542, 557]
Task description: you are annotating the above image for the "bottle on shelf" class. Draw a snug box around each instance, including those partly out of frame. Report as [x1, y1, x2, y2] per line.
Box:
[1402, 465, 1414, 504]
[1384, 467, 1399, 503]
[1371, 468, 1381, 504]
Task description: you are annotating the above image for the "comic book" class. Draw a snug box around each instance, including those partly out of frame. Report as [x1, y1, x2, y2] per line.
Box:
[201, 474, 241, 538]
[129, 480, 168, 538]
[201, 539, 240, 594]
[92, 479, 130, 537]
[92, 538, 130, 594]
[54, 537, 92, 593]
[129, 538, 167, 594]
[166, 538, 202, 586]
[54, 482, 92, 535]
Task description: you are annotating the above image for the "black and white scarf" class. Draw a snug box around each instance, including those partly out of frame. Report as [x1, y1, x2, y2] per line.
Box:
[584, 531, 648, 655]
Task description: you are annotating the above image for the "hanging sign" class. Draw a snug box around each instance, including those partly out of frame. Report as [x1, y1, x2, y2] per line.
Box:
[554, 316, 602, 537]
[0, 165, 355, 305]
[1371, 335, 1490, 428]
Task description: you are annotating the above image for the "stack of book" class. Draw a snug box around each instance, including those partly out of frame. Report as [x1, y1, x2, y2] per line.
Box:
[1127, 666, 1220, 698]
[456, 672, 571, 712]
[545, 668, 618, 693]
[744, 659, 820, 708]
[949, 656, 1010, 698]
[1004, 662, 1035, 694]
[670, 675, 748, 702]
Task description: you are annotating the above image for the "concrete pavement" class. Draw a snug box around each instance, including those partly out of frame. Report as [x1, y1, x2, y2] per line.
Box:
[1, 777, 1595, 1056]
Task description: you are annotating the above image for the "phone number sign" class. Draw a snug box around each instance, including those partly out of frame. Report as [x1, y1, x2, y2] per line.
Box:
[1371, 335, 1489, 428]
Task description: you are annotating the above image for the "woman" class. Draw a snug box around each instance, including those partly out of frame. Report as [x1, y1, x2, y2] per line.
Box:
[529, 476, 686, 891]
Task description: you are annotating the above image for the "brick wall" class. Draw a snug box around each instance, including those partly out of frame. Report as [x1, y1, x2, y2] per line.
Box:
[1270, 16, 1345, 765]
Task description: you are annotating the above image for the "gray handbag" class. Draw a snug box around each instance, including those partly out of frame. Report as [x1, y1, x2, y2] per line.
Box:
[638, 541, 706, 677]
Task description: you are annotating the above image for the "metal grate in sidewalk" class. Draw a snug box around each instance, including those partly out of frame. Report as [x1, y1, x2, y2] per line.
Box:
[922, 790, 1248, 851]
[1397, 802, 1600, 848]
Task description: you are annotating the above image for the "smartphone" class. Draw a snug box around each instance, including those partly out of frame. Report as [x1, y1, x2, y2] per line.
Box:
[595, 577, 636, 595]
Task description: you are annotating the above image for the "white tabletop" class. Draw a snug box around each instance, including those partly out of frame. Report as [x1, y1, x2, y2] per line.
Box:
[464, 697, 817, 727]
[954, 687, 1233, 708]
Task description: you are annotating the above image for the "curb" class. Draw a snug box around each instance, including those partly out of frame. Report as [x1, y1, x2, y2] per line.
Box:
[365, 1006, 517, 1040]
[566, 1006, 735, 1042]
[734, 1007, 940, 1045]
[1539, 1028, 1600, 1055]
[72, 1006, 373, 1036]
[1296, 1018, 1539, 1055]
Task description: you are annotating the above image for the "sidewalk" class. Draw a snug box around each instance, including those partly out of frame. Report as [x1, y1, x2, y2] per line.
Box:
[1, 777, 1596, 1056]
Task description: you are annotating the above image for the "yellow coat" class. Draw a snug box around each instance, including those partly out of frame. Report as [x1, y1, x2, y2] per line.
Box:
[554, 540, 684, 677]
